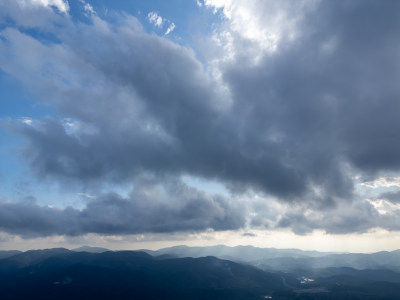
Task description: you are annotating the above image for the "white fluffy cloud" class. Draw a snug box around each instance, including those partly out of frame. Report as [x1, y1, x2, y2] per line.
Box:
[147, 11, 163, 27]
[165, 22, 175, 35]
[361, 177, 400, 189]
[18, 0, 69, 13]
[204, 0, 317, 61]
[147, 11, 175, 35]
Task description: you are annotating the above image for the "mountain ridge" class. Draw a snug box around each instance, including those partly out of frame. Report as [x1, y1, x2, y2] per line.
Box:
[1, 247, 400, 299]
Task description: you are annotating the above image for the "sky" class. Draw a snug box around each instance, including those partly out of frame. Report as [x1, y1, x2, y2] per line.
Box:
[0, 0, 400, 253]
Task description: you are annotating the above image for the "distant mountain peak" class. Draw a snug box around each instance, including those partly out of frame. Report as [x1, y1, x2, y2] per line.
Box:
[72, 246, 110, 253]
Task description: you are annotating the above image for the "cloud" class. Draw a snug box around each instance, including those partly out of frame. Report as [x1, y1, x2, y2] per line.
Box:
[377, 190, 400, 204]
[0, 179, 245, 238]
[361, 177, 400, 189]
[0, 0, 69, 29]
[147, 11, 163, 27]
[21, 118, 33, 126]
[80, 0, 95, 16]
[203, 0, 317, 61]
[1, 0, 400, 235]
[19, 0, 69, 13]
[147, 11, 175, 35]
[276, 200, 399, 235]
[77, 193, 96, 199]
[207, 0, 400, 201]
[165, 22, 175, 35]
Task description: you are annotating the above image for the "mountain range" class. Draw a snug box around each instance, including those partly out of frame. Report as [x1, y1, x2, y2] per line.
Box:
[145, 245, 400, 271]
[0, 246, 400, 299]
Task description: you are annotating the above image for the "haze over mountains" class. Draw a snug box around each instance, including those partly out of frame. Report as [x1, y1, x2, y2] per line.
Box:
[1, 245, 400, 299]
[146, 245, 400, 271]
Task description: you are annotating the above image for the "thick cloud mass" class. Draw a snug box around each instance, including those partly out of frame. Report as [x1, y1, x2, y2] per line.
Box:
[0, 179, 244, 237]
[1, 0, 400, 236]
[221, 0, 400, 198]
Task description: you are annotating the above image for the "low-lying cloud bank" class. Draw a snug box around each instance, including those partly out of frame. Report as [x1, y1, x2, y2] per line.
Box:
[0, 179, 244, 238]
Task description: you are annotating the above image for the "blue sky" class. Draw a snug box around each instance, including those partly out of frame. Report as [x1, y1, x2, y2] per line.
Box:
[1, 0, 400, 251]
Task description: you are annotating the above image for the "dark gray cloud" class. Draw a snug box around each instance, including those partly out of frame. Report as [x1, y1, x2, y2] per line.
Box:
[222, 0, 400, 202]
[0, 179, 244, 237]
[378, 190, 400, 204]
[1, 0, 400, 235]
[276, 200, 398, 235]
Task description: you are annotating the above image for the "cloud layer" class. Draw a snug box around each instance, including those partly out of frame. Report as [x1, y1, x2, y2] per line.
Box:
[1, 0, 400, 236]
[0, 178, 244, 238]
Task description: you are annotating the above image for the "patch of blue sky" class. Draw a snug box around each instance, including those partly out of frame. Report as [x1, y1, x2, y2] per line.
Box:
[0, 15, 15, 31]
[17, 26, 63, 46]
[0, 70, 54, 199]
[67, 0, 97, 24]
[0, 127, 21, 195]
[0, 70, 54, 119]
[181, 174, 230, 197]
[3, 176, 89, 209]
[81, 0, 220, 47]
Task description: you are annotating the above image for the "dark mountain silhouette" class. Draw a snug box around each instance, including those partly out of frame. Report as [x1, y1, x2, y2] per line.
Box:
[0, 248, 288, 299]
[1, 247, 400, 299]
[0, 250, 21, 259]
